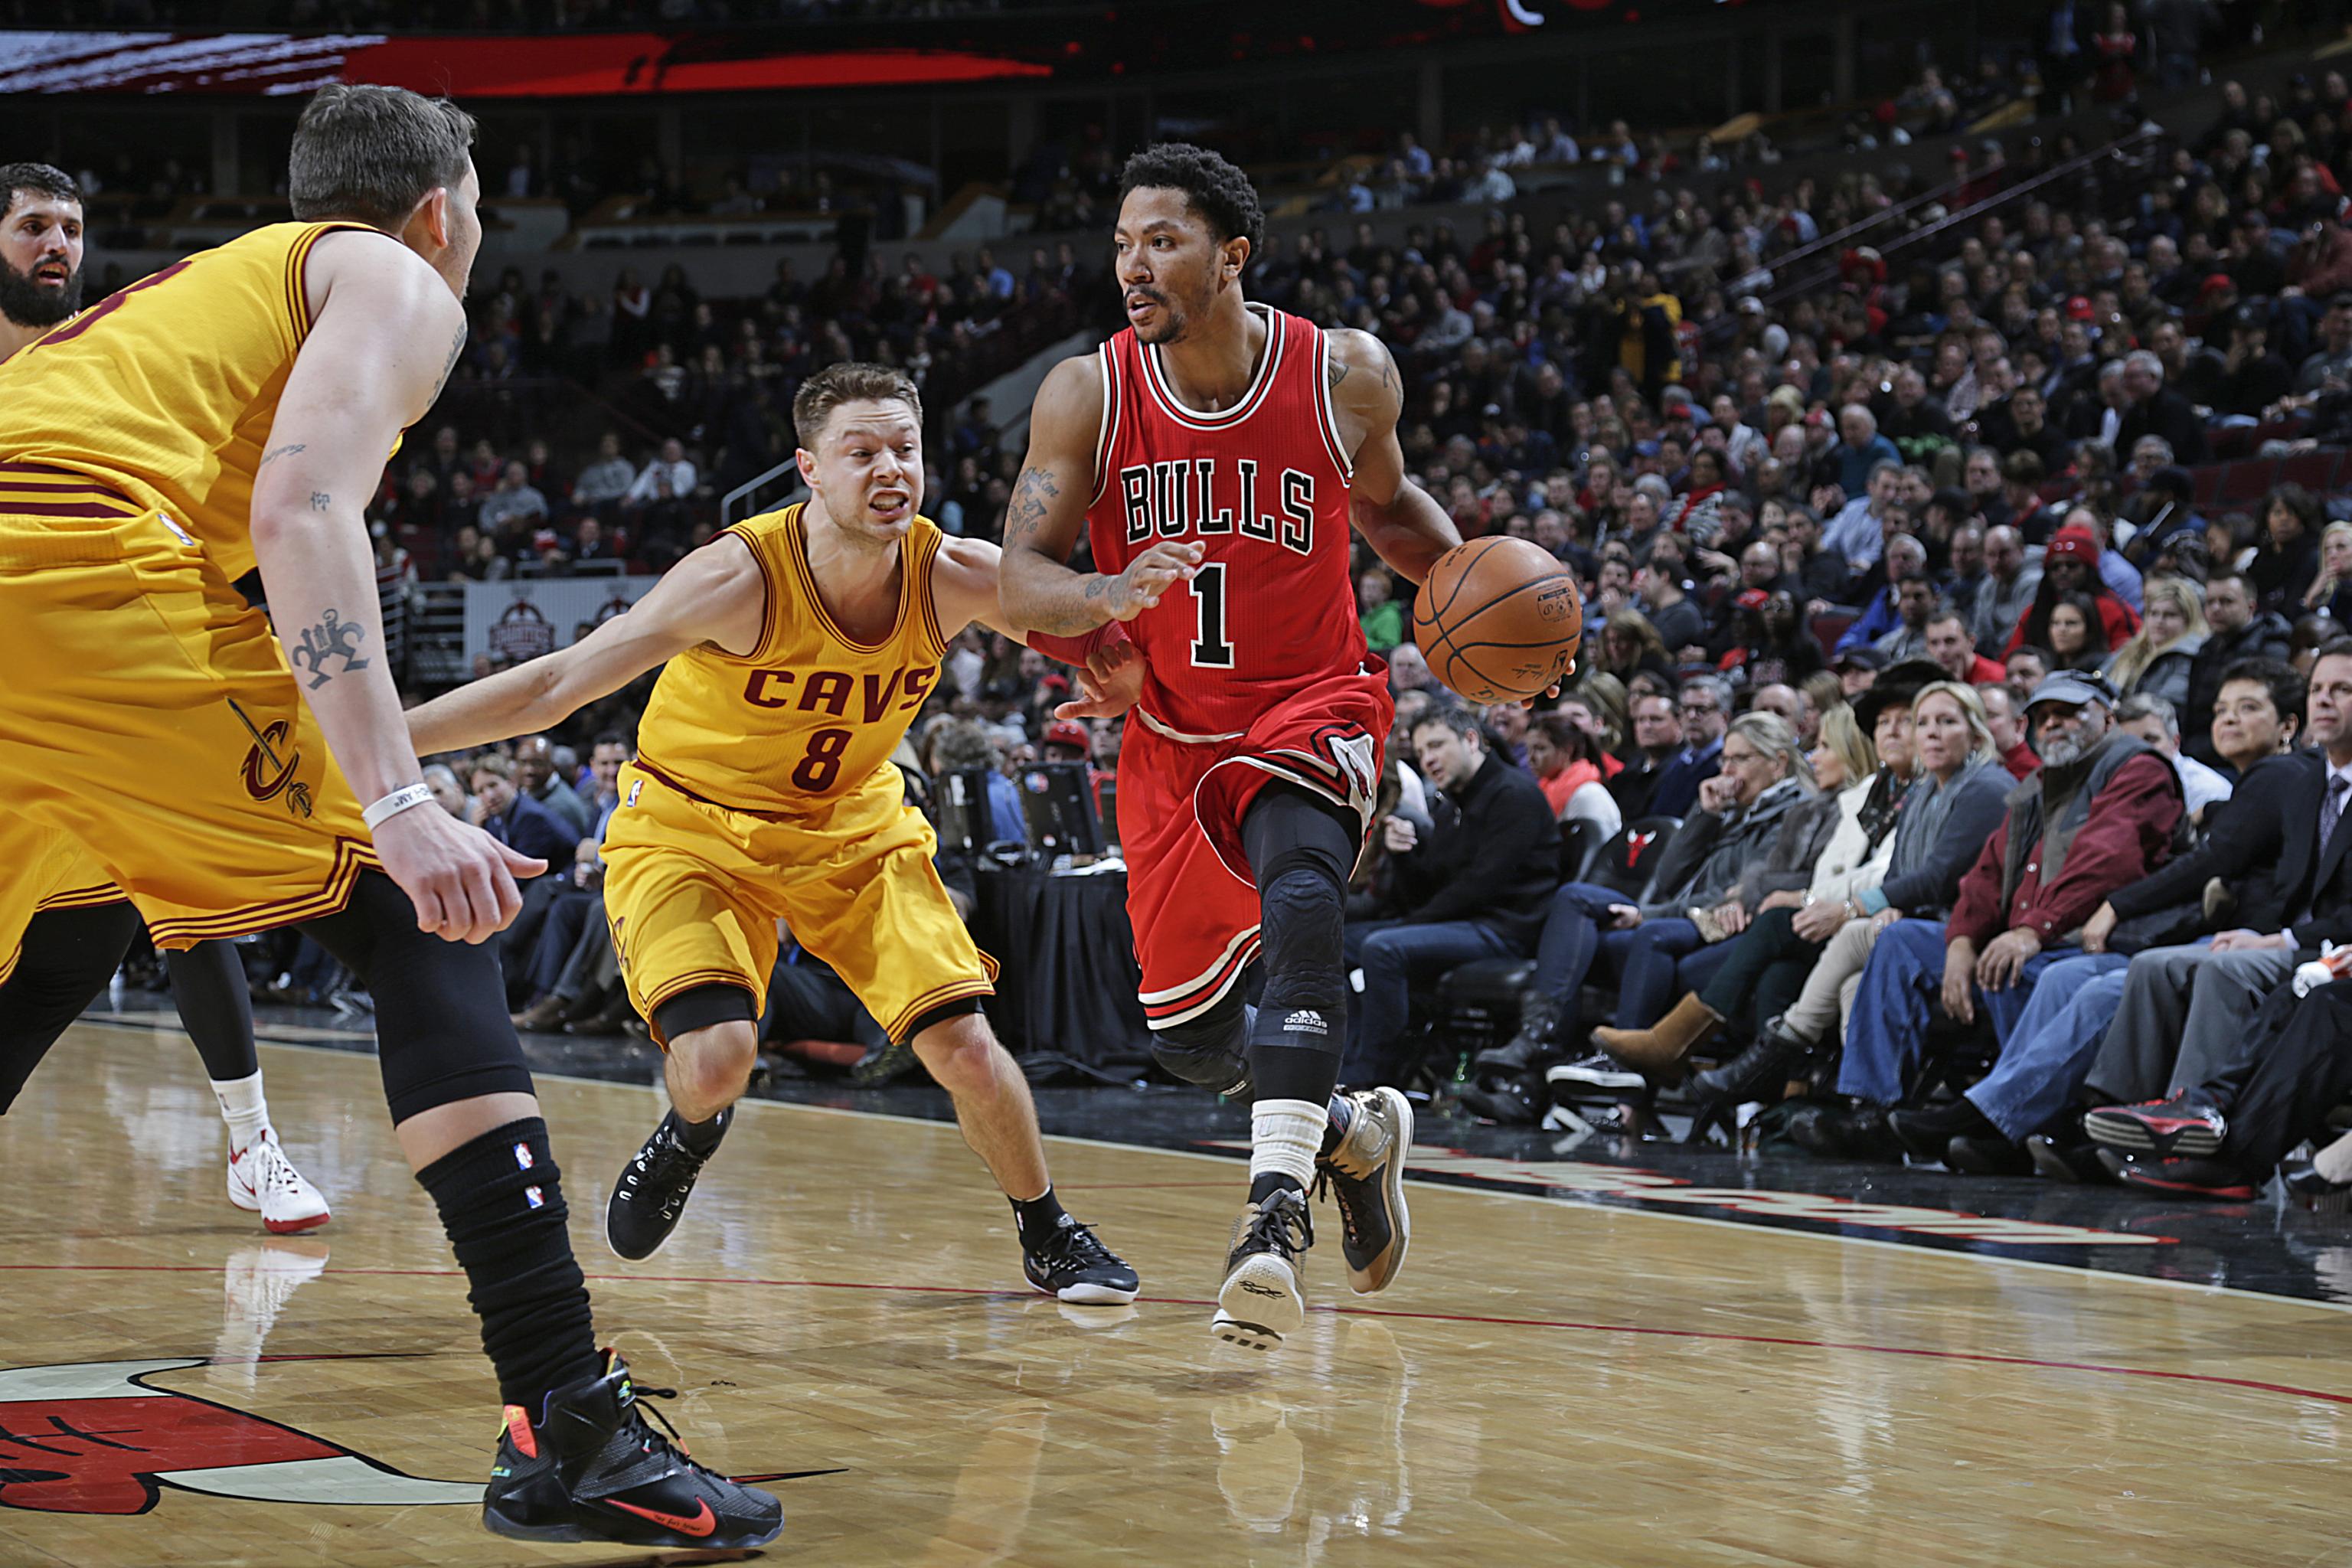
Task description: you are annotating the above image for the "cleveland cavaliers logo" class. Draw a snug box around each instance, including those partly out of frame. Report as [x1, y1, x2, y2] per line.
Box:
[230, 704, 312, 821]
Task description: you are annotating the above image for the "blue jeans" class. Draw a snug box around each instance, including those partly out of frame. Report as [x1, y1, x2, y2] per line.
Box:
[1344, 918, 1520, 1085]
[1838, 919, 2075, 1105]
[1962, 952, 2132, 1139]
[1530, 884, 1733, 1030]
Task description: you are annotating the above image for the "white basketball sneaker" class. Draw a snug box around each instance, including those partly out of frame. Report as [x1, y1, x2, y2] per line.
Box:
[227, 1131, 332, 1234]
[1211, 1187, 1312, 1351]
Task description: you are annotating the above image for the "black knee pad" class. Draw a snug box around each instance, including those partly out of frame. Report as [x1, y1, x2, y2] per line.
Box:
[299, 873, 537, 1123]
[1257, 860, 1348, 1015]
[1149, 990, 1252, 1096]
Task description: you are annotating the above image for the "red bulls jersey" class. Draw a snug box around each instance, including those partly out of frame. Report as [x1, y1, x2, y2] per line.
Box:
[1083, 304, 1363, 740]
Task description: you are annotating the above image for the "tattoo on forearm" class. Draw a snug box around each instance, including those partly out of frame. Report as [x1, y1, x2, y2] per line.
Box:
[430, 322, 467, 403]
[288, 606, 371, 690]
[260, 443, 305, 468]
[309, 492, 332, 511]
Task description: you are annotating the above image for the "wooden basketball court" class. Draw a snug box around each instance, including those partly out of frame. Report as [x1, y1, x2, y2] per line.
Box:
[3, 1018, 2344, 1566]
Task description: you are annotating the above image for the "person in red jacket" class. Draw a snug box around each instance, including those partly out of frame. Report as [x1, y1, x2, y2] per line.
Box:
[1791, 670, 2183, 1158]
[2004, 525, 2139, 655]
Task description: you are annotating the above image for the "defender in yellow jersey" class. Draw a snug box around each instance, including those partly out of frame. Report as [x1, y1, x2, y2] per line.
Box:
[406, 363, 1149, 1301]
[0, 93, 782, 1547]
[0, 162, 332, 1231]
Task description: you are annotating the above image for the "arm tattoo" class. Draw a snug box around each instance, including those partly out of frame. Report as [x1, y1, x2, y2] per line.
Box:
[429, 322, 467, 403]
[1327, 353, 1350, 392]
[1003, 466, 1060, 547]
[287, 606, 371, 690]
[309, 492, 332, 511]
[259, 443, 305, 468]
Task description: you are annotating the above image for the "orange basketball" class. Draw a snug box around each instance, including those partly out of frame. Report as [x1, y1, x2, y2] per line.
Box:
[1410, 537, 1583, 704]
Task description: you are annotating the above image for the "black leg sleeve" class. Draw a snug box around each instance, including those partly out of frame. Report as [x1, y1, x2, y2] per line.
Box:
[1240, 784, 1358, 1106]
[164, 939, 259, 1083]
[0, 903, 139, 1114]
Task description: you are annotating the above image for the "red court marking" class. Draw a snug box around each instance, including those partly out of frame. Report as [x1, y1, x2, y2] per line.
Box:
[4, 1261, 2347, 1410]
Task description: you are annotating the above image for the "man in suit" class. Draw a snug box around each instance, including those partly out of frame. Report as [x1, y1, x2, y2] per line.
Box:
[1646, 675, 1728, 818]
[2076, 640, 2352, 1117]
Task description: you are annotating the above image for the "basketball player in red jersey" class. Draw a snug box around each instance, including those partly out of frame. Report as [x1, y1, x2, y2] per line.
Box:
[1002, 144, 1463, 1350]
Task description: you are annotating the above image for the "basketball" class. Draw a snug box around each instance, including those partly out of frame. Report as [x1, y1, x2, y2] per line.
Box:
[1410, 537, 1583, 704]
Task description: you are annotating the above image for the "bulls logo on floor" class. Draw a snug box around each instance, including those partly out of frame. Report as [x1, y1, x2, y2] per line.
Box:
[0, 1357, 485, 1516]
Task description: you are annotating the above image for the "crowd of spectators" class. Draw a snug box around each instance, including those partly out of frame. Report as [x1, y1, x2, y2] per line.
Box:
[149, 41, 2352, 1200]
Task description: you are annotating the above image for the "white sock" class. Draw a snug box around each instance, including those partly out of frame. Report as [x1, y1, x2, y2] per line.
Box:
[213, 1072, 270, 1155]
[1250, 1099, 1328, 1194]
[2318, 1132, 2352, 1184]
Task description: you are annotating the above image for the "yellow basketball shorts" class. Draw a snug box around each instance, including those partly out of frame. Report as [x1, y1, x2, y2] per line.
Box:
[602, 760, 997, 1047]
[0, 507, 376, 949]
[0, 812, 125, 988]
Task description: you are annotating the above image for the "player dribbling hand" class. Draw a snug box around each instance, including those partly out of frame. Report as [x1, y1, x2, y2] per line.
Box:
[1107, 541, 1204, 619]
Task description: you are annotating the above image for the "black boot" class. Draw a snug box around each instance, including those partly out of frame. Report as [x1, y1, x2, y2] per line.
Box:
[1475, 991, 1561, 1074]
[1690, 1017, 1814, 1106]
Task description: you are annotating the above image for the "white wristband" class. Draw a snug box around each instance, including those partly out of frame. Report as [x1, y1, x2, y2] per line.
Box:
[362, 782, 436, 831]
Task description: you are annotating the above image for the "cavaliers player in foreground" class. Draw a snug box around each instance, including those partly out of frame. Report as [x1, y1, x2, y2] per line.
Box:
[1001, 145, 1462, 1349]
[0, 162, 331, 1233]
[404, 361, 1144, 1305]
[0, 91, 779, 1547]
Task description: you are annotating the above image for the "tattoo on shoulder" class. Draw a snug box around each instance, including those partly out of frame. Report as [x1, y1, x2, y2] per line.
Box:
[287, 606, 371, 690]
[1327, 353, 1350, 393]
[430, 322, 467, 402]
[309, 492, 331, 511]
[259, 443, 305, 468]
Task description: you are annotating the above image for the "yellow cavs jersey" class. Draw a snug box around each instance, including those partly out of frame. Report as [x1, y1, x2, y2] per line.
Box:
[0, 220, 378, 582]
[633, 503, 948, 819]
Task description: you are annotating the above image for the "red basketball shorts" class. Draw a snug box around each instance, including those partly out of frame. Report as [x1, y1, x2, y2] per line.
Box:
[1114, 664, 1394, 1032]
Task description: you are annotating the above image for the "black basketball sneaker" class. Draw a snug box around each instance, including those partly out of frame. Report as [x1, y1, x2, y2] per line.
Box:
[1212, 1187, 1313, 1351]
[482, 1351, 783, 1548]
[1021, 1214, 1142, 1304]
[606, 1109, 723, 1261]
[1315, 1086, 1413, 1295]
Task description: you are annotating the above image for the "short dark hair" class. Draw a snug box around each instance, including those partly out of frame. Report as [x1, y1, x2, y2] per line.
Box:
[792, 361, 923, 449]
[1410, 703, 1482, 744]
[1118, 142, 1265, 261]
[0, 162, 77, 220]
[591, 730, 634, 753]
[289, 84, 478, 229]
[2314, 635, 2352, 671]
[2217, 657, 2307, 725]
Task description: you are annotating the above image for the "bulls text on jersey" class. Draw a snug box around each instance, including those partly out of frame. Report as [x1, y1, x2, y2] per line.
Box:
[1116, 458, 1318, 556]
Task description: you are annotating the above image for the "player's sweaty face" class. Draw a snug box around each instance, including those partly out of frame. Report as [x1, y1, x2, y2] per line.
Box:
[0, 194, 83, 328]
[1114, 187, 1220, 346]
[810, 399, 922, 540]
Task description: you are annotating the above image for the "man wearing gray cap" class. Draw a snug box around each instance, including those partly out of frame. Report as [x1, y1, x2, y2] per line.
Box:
[1792, 670, 2184, 1160]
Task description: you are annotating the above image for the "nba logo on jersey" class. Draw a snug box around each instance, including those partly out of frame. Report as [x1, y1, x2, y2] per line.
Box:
[159, 514, 195, 547]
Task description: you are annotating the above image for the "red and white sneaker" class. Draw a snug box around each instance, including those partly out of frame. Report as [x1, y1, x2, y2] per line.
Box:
[227, 1132, 332, 1234]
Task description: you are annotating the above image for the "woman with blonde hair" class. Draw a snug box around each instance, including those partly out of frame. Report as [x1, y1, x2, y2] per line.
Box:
[2102, 575, 2207, 707]
[1580, 680, 1910, 1096]
[2304, 519, 2352, 622]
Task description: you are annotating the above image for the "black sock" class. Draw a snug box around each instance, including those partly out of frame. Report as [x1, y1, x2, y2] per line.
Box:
[1249, 1171, 1305, 1204]
[1009, 1185, 1069, 1246]
[415, 1117, 602, 1412]
[1319, 1093, 1353, 1158]
[675, 1105, 730, 1157]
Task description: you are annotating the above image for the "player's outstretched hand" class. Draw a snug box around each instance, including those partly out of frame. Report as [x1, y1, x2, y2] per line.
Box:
[1057, 636, 1146, 720]
[371, 802, 547, 945]
[1108, 541, 1203, 620]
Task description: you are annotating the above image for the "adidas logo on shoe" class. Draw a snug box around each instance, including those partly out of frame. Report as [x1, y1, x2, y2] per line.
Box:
[1283, 1010, 1328, 1036]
